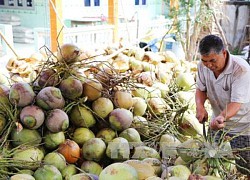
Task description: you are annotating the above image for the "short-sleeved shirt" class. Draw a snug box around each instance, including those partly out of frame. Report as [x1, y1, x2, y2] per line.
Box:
[196, 51, 250, 135]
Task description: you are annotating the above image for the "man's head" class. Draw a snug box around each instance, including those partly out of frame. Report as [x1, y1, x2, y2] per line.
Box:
[199, 35, 227, 74]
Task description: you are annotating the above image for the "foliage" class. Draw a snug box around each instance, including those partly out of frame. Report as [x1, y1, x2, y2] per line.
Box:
[163, 0, 224, 61]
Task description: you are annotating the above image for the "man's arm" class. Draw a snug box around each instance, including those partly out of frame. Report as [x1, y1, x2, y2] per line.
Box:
[210, 102, 242, 130]
[195, 88, 208, 123]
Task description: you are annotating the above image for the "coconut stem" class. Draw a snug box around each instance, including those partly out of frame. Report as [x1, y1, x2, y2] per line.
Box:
[0, 31, 19, 59]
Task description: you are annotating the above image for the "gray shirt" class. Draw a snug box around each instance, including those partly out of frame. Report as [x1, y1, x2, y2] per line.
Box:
[196, 52, 250, 135]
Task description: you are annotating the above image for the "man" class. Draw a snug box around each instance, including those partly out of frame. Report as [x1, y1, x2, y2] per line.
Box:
[195, 34, 250, 178]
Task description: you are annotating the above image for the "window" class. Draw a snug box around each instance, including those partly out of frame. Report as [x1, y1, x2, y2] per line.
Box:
[85, 0, 91, 6]
[94, 0, 99, 6]
[135, 0, 146, 5]
[0, 0, 34, 9]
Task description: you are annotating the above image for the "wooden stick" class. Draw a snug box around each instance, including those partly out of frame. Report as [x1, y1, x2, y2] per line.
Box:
[0, 31, 19, 58]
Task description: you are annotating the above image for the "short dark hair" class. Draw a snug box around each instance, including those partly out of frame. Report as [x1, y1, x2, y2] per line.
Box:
[199, 35, 224, 55]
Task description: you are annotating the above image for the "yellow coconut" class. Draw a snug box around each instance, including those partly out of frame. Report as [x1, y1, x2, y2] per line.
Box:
[123, 160, 155, 180]
[57, 43, 81, 64]
[142, 158, 162, 176]
[92, 97, 114, 118]
[114, 90, 133, 109]
[83, 79, 103, 101]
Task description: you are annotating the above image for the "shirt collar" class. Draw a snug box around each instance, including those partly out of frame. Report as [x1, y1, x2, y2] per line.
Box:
[221, 50, 233, 75]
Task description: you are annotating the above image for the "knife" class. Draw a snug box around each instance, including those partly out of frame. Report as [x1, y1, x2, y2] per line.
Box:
[202, 119, 207, 141]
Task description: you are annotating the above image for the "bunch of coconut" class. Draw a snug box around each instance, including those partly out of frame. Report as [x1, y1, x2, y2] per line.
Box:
[0, 42, 237, 180]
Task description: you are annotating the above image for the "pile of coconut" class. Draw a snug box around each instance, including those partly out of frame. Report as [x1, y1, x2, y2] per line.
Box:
[0, 43, 241, 180]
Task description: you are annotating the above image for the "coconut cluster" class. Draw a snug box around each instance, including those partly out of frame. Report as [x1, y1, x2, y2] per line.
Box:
[0, 43, 236, 180]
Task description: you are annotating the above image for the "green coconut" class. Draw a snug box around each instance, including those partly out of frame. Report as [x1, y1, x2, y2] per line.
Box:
[11, 128, 42, 147]
[83, 79, 103, 101]
[70, 105, 96, 128]
[99, 163, 138, 180]
[175, 90, 196, 110]
[96, 128, 116, 143]
[131, 83, 149, 99]
[36, 87, 65, 110]
[20, 105, 45, 129]
[13, 147, 44, 170]
[132, 146, 160, 160]
[46, 109, 69, 133]
[160, 134, 181, 158]
[168, 165, 191, 180]
[9, 82, 35, 107]
[33, 165, 62, 180]
[176, 72, 195, 91]
[132, 97, 147, 116]
[61, 164, 78, 180]
[114, 90, 133, 109]
[10, 174, 35, 180]
[82, 138, 106, 162]
[59, 76, 83, 100]
[72, 127, 95, 146]
[44, 131, 65, 150]
[106, 137, 130, 161]
[177, 139, 202, 162]
[109, 108, 133, 131]
[43, 152, 67, 172]
[119, 128, 141, 143]
[178, 111, 203, 137]
[92, 97, 114, 118]
[81, 161, 103, 176]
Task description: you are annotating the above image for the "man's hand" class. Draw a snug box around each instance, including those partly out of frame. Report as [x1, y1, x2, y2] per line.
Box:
[196, 106, 208, 123]
[210, 115, 225, 130]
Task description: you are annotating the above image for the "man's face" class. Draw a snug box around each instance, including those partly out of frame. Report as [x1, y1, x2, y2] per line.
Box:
[201, 50, 227, 73]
